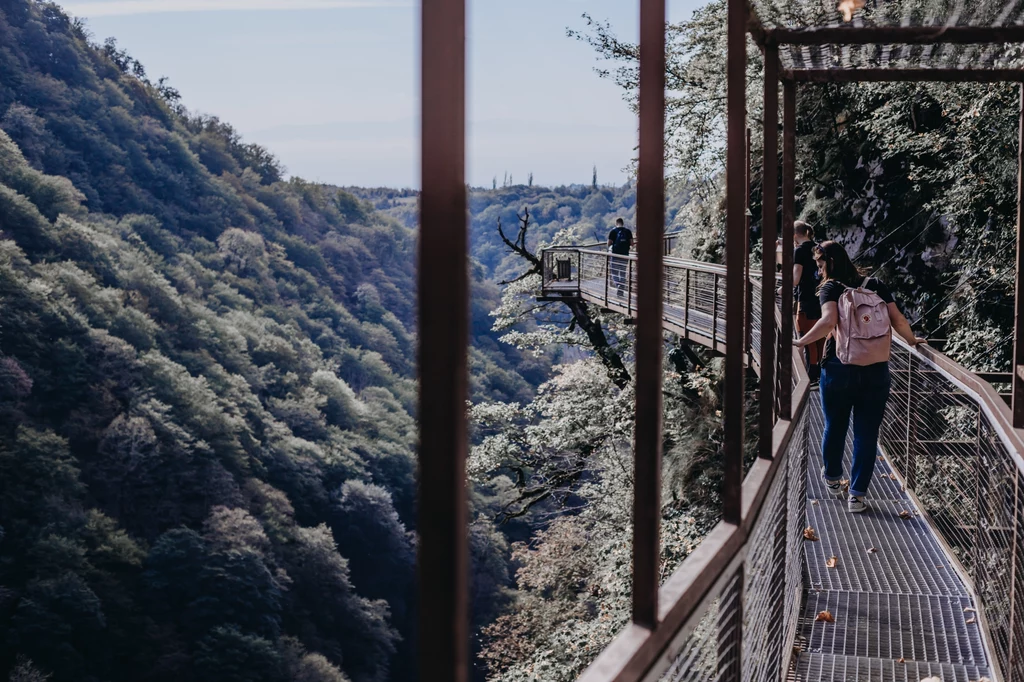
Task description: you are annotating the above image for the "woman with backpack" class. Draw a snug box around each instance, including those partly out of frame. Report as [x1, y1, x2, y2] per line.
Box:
[794, 241, 927, 513]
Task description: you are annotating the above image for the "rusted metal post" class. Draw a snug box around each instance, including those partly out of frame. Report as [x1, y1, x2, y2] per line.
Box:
[745, 127, 753, 359]
[723, 0, 746, 529]
[418, 0, 468, 678]
[1013, 84, 1024, 428]
[631, 0, 666, 631]
[780, 78, 796, 420]
[760, 45, 779, 458]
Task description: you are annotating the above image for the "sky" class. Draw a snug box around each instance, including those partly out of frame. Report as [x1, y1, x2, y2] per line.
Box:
[60, 0, 704, 188]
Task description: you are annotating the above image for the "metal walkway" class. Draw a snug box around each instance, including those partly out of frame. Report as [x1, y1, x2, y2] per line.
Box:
[542, 246, 1023, 682]
[797, 394, 993, 682]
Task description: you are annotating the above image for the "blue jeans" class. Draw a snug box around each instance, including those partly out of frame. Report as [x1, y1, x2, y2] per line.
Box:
[820, 359, 891, 498]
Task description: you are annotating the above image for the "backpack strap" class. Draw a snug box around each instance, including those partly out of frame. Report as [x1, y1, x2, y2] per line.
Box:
[861, 276, 870, 289]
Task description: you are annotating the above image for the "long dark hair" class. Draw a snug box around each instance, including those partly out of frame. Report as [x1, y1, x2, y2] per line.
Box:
[814, 240, 865, 290]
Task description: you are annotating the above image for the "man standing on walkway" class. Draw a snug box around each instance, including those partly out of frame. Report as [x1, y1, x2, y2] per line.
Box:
[607, 218, 633, 296]
[793, 221, 824, 381]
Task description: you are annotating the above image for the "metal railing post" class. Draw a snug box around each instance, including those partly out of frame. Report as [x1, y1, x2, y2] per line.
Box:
[723, 0, 746, 531]
[975, 428, 991, 595]
[1013, 85, 1024, 427]
[605, 254, 610, 307]
[745, 126, 753, 359]
[905, 352, 917, 490]
[577, 250, 582, 298]
[713, 273, 720, 352]
[780, 78, 796, 420]
[628, 258, 634, 316]
[760, 45, 779, 455]
[419, 0, 468, 677]
[630, 0, 666, 632]
[684, 269, 691, 335]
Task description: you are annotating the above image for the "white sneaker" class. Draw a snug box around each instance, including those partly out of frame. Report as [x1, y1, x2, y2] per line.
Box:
[822, 467, 844, 499]
[848, 495, 868, 514]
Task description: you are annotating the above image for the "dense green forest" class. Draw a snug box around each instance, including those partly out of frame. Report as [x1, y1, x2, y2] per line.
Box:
[0, 2, 532, 680]
[350, 183, 693, 283]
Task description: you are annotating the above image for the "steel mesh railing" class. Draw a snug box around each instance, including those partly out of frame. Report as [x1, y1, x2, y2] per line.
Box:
[880, 341, 1024, 681]
[659, 409, 809, 682]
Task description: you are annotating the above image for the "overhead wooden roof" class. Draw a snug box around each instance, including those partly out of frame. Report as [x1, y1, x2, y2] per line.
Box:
[748, 0, 1024, 80]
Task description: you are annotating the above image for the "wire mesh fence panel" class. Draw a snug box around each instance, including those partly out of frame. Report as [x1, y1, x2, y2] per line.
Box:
[742, 414, 803, 682]
[879, 341, 1024, 680]
[578, 251, 611, 306]
[659, 594, 721, 682]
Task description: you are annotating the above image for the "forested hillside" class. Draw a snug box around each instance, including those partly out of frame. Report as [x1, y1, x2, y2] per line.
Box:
[348, 184, 693, 283]
[0, 2, 520, 680]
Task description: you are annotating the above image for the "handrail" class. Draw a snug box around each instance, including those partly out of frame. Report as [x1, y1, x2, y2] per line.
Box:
[538, 244, 1024, 682]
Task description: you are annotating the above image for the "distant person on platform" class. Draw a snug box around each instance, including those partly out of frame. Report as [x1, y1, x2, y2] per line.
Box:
[607, 218, 633, 296]
[793, 221, 824, 381]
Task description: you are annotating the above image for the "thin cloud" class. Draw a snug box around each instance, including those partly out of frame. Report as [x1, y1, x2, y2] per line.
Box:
[62, 0, 411, 17]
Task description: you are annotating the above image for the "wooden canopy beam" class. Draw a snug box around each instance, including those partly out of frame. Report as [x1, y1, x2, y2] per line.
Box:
[768, 25, 1024, 46]
[784, 68, 1024, 83]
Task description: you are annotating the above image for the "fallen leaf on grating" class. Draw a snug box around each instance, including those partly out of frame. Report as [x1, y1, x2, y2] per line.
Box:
[811, 500, 819, 506]
[964, 607, 977, 613]
[966, 616, 977, 624]
[803, 526, 819, 541]
[815, 610, 835, 623]
[837, 0, 866, 22]
[792, 645, 802, 655]
[825, 555, 838, 568]
[898, 510, 912, 519]
[877, 455, 885, 461]
[896, 657, 905, 663]
[867, 547, 878, 553]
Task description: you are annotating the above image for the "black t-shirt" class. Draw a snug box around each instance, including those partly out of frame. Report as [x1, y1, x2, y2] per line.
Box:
[608, 226, 633, 255]
[793, 240, 821, 315]
[606, 227, 630, 253]
[818, 277, 896, 362]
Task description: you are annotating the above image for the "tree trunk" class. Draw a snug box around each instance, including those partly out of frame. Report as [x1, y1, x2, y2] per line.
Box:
[566, 298, 631, 389]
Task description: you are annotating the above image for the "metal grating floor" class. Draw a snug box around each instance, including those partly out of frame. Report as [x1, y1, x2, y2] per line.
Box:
[793, 654, 989, 682]
[795, 393, 993, 679]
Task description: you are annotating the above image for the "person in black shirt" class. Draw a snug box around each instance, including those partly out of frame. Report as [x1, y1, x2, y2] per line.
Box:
[792, 221, 824, 381]
[607, 218, 633, 295]
[794, 240, 926, 513]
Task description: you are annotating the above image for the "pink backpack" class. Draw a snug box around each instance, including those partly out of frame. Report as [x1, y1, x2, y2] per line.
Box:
[833, 278, 892, 366]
